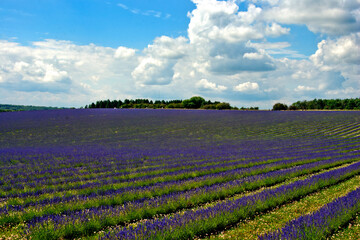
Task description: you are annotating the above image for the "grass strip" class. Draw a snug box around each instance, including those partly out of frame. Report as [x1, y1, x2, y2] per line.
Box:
[204, 175, 360, 240]
[98, 161, 360, 240]
[259, 187, 360, 239]
[330, 213, 360, 240]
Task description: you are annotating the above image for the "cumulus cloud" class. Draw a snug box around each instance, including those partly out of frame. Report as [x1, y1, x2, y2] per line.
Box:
[0, 41, 72, 93]
[144, 36, 188, 59]
[196, 79, 227, 91]
[247, 41, 307, 58]
[131, 57, 175, 86]
[310, 33, 360, 72]
[187, 1, 291, 45]
[262, 0, 360, 35]
[295, 85, 316, 92]
[0, 39, 137, 101]
[185, 1, 282, 75]
[265, 23, 290, 37]
[114, 46, 136, 58]
[131, 36, 189, 86]
[234, 81, 259, 92]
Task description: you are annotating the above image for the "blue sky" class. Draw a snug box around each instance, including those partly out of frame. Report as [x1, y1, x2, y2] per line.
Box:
[0, 0, 359, 108]
[0, 0, 195, 48]
[0, 0, 318, 55]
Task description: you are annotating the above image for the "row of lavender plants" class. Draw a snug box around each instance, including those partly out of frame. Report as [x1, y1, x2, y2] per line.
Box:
[24, 155, 360, 239]
[3, 143, 357, 208]
[2, 135, 357, 200]
[3, 137, 352, 192]
[2, 135, 356, 194]
[3, 149, 359, 227]
[259, 187, 360, 239]
[96, 161, 360, 240]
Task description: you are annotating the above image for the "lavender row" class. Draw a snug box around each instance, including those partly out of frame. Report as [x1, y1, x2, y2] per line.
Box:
[4, 150, 358, 212]
[10, 139, 360, 190]
[331, 123, 360, 136]
[2, 132, 355, 185]
[259, 187, 360, 239]
[4, 136, 358, 193]
[23, 156, 360, 239]
[99, 161, 360, 240]
[2, 110, 356, 172]
[0, 144, 289, 184]
[3, 142, 355, 199]
[2, 137, 345, 186]
[2, 110, 357, 154]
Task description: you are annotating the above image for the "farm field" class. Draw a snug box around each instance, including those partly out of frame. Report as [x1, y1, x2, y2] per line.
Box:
[0, 109, 360, 239]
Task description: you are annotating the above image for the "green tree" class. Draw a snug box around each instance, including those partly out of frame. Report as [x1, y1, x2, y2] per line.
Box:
[289, 104, 298, 110]
[215, 102, 231, 110]
[272, 103, 288, 111]
[182, 96, 206, 109]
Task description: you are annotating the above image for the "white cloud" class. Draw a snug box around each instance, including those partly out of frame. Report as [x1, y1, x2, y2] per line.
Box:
[310, 33, 360, 72]
[295, 85, 316, 91]
[132, 57, 175, 85]
[144, 36, 188, 59]
[114, 46, 136, 58]
[117, 3, 169, 19]
[243, 51, 265, 60]
[196, 78, 227, 91]
[265, 23, 290, 37]
[234, 81, 259, 92]
[117, 3, 129, 10]
[131, 36, 189, 86]
[0, 39, 137, 98]
[249, 41, 291, 50]
[188, 1, 283, 44]
[248, 41, 307, 58]
[186, 1, 281, 74]
[262, 0, 360, 35]
[308, 33, 360, 94]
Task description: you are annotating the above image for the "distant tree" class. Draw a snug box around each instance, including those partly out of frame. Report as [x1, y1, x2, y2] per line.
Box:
[182, 96, 206, 109]
[288, 105, 298, 110]
[166, 103, 183, 108]
[272, 103, 288, 111]
[215, 102, 231, 110]
[116, 100, 123, 108]
[202, 104, 216, 110]
[105, 100, 111, 108]
[85, 96, 241, 110]
[182, 99, 193, 108]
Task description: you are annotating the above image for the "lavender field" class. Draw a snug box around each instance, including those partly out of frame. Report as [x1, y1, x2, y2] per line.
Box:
[0, 109, 360, 239]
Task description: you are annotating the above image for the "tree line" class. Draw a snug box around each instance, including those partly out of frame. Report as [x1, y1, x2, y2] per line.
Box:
[0, 104, 64, 112]
[273, 98, 360, 111]
[85, 96, 258, 110]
